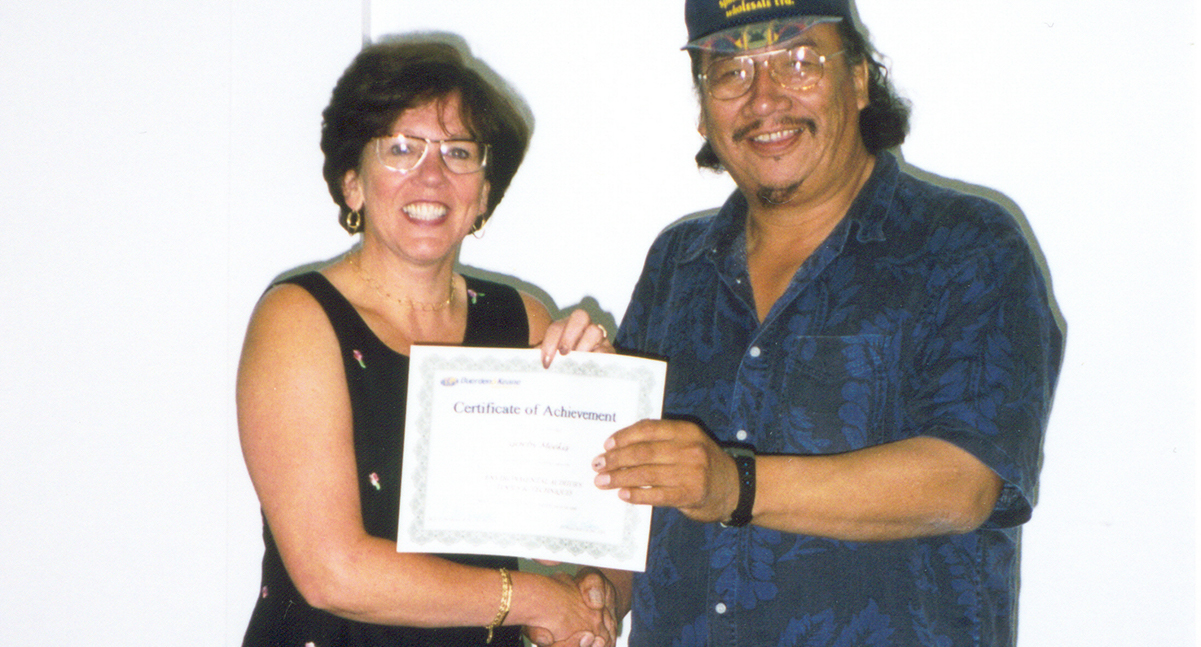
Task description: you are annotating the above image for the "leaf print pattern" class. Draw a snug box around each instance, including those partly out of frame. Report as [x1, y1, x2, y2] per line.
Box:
[617, 154, 1062, 647]
[777, 600, 896, 647]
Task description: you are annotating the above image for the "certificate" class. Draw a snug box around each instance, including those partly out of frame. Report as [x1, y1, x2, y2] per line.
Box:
[396, 346, 666, 571]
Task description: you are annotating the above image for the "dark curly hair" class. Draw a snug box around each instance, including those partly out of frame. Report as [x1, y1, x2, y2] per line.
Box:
[320, 38, 531, 234]
[690, 18, 909, 171]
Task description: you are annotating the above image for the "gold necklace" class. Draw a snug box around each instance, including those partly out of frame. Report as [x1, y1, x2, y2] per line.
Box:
[350, 252, 456, 312]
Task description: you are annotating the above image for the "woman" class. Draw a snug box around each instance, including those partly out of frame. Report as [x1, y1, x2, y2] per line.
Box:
[238, 39, 621, 647]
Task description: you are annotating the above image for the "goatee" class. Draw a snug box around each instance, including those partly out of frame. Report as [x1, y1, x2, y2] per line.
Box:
[756, 180, 803, 207]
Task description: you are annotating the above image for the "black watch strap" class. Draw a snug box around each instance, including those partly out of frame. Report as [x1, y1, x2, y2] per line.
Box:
[722, 448, 756, 527]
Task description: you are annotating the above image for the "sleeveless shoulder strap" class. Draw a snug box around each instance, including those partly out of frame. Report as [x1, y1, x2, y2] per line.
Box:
[275, 271, 387, 359]
[462, 275, 530, 348]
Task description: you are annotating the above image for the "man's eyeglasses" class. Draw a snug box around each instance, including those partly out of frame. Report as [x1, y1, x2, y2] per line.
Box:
[374, 135, 490, 175]
[700, 46, 845, 100]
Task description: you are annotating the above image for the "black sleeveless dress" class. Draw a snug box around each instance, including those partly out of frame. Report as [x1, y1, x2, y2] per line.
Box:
[243, 271, 527, 647]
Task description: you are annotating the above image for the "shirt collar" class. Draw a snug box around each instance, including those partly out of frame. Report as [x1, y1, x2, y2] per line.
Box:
[848, 151, 898, 244]
[678, 191, 748, 264]
[676, 151, 900, 266]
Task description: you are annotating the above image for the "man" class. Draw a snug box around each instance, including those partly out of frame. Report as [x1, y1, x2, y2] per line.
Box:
[589, 1, 1064, 645]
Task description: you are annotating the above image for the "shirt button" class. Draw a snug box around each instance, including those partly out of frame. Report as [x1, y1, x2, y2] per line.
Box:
[735, 429, 748, 441]
[749, 346, 761, 358]
[715, 602, 728, 614]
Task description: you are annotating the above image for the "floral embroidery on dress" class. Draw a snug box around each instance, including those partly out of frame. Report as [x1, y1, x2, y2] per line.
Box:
[467, 289, 482, 305]
[261, 586, 269, 598]
[369, 473, 381, 490]
[305, 642, 317, 647]
[353, 349, 366, 369]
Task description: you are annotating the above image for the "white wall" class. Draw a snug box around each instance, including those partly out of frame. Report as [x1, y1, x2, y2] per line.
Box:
[0, 1, 1194, 644]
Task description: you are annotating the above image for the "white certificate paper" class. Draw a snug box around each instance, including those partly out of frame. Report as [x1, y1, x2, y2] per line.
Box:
[396, 346, 665, 571]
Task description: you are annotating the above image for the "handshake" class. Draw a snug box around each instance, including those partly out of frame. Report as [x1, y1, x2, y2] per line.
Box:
[519, 566, 628, 647]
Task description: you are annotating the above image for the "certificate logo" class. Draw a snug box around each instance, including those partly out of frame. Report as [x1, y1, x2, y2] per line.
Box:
[438, 376, 522, 387]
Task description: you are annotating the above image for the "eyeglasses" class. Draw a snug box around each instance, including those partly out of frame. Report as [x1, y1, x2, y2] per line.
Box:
[700, 46, 845, 100]
[374, 134, 490, 175]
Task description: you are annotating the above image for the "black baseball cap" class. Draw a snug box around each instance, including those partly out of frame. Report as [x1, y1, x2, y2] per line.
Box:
[685, 0, 851, 52]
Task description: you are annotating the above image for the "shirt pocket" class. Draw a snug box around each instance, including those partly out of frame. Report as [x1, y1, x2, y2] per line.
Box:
[772, 334, 894, 454]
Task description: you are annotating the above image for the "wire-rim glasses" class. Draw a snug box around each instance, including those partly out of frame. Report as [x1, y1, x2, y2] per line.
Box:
[374, 134, 490, 175]
[701, 46, 845, 100]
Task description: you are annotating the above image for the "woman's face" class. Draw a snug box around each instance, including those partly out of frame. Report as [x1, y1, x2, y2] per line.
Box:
[342, 91, 490, 267]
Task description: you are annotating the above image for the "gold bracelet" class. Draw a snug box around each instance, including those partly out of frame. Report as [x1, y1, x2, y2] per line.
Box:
[484, 567, 512, 644]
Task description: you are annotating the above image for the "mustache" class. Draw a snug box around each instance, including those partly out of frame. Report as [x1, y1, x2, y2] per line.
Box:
[732, 116, 816, 142]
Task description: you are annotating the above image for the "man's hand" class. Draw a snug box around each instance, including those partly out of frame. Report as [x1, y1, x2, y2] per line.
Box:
[592, 419, 741, 523]
[573, 568, 619, 641]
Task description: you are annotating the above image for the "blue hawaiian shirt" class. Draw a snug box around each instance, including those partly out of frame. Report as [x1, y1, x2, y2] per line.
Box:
[616, 153, 1063, 647]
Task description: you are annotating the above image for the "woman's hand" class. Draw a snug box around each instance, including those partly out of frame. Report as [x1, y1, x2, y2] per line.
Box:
[540, 309, 614, 368]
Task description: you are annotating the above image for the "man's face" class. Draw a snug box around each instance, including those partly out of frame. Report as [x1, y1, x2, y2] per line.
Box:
[698, 22, 870, 208]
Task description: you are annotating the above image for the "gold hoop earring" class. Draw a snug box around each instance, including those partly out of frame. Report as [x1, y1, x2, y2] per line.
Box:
[471, 216, 490, 239]
[344, 209, 363, 235]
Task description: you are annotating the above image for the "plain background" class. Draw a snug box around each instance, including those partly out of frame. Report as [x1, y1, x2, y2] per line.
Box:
[0, 0, 1195, 644]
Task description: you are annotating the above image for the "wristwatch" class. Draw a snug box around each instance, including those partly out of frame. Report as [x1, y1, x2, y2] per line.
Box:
[721, 446, 756, 528]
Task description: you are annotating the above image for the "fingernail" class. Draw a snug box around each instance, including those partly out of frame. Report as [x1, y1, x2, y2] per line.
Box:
[595, 473, 610, 487]
[589, 588, 603, 606]
[603, 437, 615, 450]
[591, 456, 605, 471]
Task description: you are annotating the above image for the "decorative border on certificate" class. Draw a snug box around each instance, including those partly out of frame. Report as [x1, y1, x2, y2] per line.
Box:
[396, 346, 664, 571]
